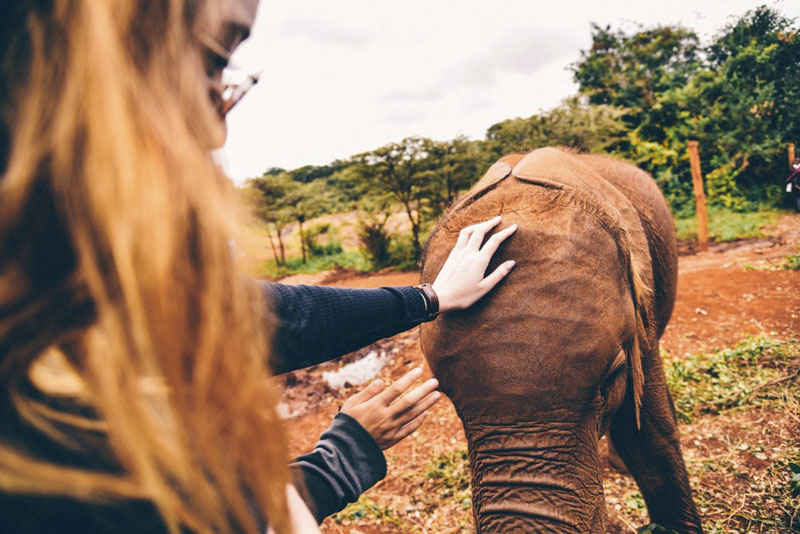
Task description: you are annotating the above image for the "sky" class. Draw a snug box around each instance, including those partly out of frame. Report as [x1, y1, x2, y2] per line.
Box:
[219, 0, 799, 184]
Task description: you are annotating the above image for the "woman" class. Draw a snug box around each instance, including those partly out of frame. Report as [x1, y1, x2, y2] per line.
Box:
[0, 1, 515, 533]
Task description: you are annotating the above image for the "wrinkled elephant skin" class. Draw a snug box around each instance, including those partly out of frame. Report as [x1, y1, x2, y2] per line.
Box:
[420, 148, 702, 533]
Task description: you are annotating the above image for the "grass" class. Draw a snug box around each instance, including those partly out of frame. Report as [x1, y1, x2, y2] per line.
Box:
[674, 207, 784, 243]
[687, 429, 800, 534]
[255, 250, 371, 279]
[331, 446, 472, 529]
[661, 336, 800, 534]
[424, 447, 472, 509]
[665, 336, 799, 424]
[332, 497, 403, 528]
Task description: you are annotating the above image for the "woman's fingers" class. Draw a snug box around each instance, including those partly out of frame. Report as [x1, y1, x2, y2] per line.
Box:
[343, 378, 383, 406]
[465, 215, 502, 250]
[480, 224, 518, 257]
[391, 411, 429, 444]
[478, 260, 516, 292]
[389, 378, 439, 414]
[455, 224, 474, 249]
[456, 216, 500, 249]
[376, 367, 423, 405]
[393, 389, 441, 426]
[361, 378, 384, 399]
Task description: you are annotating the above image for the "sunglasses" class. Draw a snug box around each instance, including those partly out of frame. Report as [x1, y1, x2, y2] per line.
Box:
[201, 34, 262, 117]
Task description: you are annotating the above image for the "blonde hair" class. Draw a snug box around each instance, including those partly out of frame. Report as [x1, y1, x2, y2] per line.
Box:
[0, 2, 290, 533]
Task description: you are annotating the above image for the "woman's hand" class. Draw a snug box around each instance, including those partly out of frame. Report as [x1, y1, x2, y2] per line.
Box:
[340, 368, 440, 450]
[432, 215, 517, 312]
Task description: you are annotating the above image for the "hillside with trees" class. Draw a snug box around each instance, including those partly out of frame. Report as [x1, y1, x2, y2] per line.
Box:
[245, 6, 799, 276]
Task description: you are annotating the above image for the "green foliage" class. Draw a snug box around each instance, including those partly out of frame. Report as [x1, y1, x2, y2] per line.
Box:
[249, 176, 341, 263]
[573, 7, 800, 212]
[625, 491, 646, 513]
[355, 137, 432, 258]
[572, 24, 700, 112]
[425, 447, 472, 509]
[333, 497, 402, 526]
[304, 223, 343, 257]
[781, 245, 800, 270]
[790, 462, 800, 497]
[665, 336, 798, 423]
[385, 233, 420, 271]
[421, 135, 487, 218]
[486, 98, 629, 157]
[357, 215, 392, 269]
[673, 206, 781, 242]
[257, 250, 370, 279]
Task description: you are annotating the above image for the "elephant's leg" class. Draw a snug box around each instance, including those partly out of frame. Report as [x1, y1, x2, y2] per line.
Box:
[604, 434, 628, 473]
[609, 346, 703, 533]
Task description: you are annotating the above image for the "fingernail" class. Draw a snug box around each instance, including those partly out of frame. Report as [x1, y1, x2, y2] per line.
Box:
[507, 260, 516, 268]
[427, 378, 439, 388]
[432, 392, 442, 401]
[511, 224, 518, 230]
[411, 368, 423, 376]
[372, 379, 383, 389]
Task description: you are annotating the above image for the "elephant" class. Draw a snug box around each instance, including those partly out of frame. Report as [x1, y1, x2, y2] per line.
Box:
[420, 147, 702, 533]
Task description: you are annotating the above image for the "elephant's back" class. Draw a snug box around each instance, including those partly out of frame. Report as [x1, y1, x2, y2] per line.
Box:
[496, 148, 655, 293]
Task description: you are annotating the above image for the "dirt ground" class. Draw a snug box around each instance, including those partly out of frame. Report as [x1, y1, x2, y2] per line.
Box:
[276, 213, 800, 534]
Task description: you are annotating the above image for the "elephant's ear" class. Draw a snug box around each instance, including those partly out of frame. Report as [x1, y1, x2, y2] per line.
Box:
[625, 331, 645, 430]
[625, 252, 651, 430]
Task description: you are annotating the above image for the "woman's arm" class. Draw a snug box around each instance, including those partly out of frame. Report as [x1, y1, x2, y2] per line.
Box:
[289, 411, 386, 523]
[289, 368, 440, 523]
[264, 283, 427, 374]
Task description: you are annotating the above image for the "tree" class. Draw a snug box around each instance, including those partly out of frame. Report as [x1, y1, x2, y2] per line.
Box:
[421, 136, 485, 217]
[283, 180, 331, 263]
[571, 24, 700, 121]
[355, 137, 433, 258]
[485, 98, 629, 157]
[573, 7, 800, 211]
[246, 172, 295, 265]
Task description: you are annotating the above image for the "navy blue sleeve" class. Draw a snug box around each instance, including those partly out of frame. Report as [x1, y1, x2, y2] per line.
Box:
[263, 283, 427, 374]
[290, 412, 387, 523]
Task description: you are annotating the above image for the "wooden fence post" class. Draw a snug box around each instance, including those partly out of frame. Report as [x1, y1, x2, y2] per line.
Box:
[790, 143, 796, 168]
[687, 141, 709, 252]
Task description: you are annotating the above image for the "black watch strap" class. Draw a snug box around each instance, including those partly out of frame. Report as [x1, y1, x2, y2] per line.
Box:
[415, 283, 440, 322]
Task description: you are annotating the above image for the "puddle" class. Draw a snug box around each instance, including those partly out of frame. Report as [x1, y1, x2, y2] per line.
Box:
[322, 350, 387, 389]
[276, 401, 303, 419]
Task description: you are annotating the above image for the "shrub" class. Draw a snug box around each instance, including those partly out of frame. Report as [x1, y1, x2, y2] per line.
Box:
[386, 234, 419, 271]
[781, 246, 800, 270]
[357, 216, 392, 268]
[305, 223, 343, 257]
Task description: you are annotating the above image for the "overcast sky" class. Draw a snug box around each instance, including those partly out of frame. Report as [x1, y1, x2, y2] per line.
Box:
[218, 0, 798, 183]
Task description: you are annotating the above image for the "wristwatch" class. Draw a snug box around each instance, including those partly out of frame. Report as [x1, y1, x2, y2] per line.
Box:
[414, 283, 440, 322]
